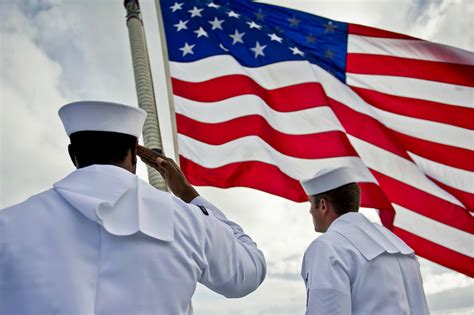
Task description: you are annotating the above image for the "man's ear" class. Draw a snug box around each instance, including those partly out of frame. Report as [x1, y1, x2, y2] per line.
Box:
[320, 198, 330, 215]
[67, 144, 77, 167]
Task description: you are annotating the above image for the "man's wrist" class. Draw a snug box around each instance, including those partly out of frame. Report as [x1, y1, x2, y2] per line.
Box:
[179, 188, 199, 203]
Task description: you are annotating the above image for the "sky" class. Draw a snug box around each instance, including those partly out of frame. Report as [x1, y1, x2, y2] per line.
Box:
[1, 0, 473, 314]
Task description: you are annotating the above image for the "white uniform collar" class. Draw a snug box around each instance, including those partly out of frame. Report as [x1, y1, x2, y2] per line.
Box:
[328, 212, 413, 260]
[53, 164, 174, 242]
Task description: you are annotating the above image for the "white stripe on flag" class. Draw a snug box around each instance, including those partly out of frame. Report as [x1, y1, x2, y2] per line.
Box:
[408, 152, 474, 193]
[348, 34, 474, 65]
[346, 73, 473, 108]
[371, 106, 473, 150]
[174, 95, 344, 134]
[171, 57, 316, 86]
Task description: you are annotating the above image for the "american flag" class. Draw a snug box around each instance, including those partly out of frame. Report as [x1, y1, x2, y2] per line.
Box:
[159, 0, 474, 276]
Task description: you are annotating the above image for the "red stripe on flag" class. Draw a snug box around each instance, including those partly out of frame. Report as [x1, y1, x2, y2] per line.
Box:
[372, 170, 473, 233]
[428, 176, 474, 214]
[392, 130, 474, 172]
[348, 24, 416, 40]
[350, 86, 473, 130]
[347, 54, 474, 87]
[180, 156, 307, 202]
[176, 114, 358, 159]
[181, 156, 395, 213]
[172, 76, 329, 112]
[393, 227, 474, 277]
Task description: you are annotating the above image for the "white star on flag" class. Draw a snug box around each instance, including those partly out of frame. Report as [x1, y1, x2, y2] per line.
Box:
[169, 2, 183, 12]
[173, 19, 188, 31]
[247, 21, 262, 30]
[250, 41, 266, 58]
[207, 2, 220, 9]
[268, 33, 283, 43]
[194, 27, 208, 38]
[179, 42, 195, 56]
[229, 29, 245, 45]
[227, 10, 240, 18]
[188, 6, 203, 18]
[289, 46, 304, 56]
[209, 17, 224, 30]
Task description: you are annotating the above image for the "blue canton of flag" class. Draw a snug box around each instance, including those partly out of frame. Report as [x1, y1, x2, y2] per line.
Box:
[161, 0, 347, 81]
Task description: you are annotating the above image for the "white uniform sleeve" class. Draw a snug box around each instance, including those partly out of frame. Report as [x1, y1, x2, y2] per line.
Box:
[190, 196, 266, 298]
[401, 255, 430, 314]
[302, 240, 351, 315]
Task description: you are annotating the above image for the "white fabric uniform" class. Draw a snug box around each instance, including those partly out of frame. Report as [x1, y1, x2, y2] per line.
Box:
[301, 212, 429, 315]
[0, 165, 266, 315]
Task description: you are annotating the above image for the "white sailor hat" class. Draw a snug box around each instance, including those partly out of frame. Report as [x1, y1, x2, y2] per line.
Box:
[300, 166, 357, 196]
[58, 101, 147, 138]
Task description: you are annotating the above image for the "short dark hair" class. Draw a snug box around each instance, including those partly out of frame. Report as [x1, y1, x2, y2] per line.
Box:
[313, 183, 361, 215]
[69, 131, 137, 167]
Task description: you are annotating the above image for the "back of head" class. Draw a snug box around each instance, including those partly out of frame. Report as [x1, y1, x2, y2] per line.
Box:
[69, 131, 137, 167]
[314, 182, 360, 215]
[300, 166, 361, 215]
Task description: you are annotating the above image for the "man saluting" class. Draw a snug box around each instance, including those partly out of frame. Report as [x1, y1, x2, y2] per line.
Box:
[0, 101, 266, 315]
[300, 166, 428, 315]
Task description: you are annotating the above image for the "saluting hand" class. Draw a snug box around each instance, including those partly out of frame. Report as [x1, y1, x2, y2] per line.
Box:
[137, 145, 199, 203]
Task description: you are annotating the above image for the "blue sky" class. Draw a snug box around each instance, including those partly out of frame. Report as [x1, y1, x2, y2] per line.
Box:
[1, 0, 473, 314]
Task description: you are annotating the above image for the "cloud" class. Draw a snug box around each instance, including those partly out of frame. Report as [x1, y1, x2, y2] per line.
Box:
[427, 284, 474, 314]
[0, 0, 148, 207]
[193, 277, 307, 315]
[414, 0, 474, 50]
[0, 2, 71, 207]
[420, 257, 473, 295]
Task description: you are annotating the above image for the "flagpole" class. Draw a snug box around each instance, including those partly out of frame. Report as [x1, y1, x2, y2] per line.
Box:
[153, 0, 180, 165]
[124, 0, 167, 190]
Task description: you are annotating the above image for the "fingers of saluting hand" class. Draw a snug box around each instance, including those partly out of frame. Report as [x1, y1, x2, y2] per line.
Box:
[137, 144, 182, 179]
[137, 145, 158, 161]
[140, 155, 158, 169]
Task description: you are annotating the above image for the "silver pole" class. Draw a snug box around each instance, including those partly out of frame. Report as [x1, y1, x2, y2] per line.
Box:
[124, 0, 166, 190]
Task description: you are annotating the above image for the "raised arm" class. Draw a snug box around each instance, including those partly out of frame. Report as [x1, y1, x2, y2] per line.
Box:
[137, 145, 266, 297]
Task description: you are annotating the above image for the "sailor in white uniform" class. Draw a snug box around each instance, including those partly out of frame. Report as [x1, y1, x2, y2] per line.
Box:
[0, 101, 266, 315]
[300, 167, 428, 315]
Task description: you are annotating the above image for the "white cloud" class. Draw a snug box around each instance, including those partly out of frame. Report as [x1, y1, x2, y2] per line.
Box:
[420, 257, 474, 295]
[415, 0, 474, 51]
[193, 277, 307, 315]
[0, 0, 144, 207]
[0, 3, 71, 207]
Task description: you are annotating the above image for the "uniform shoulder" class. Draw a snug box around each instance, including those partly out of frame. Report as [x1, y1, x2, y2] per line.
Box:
[305, 232, 343, 255]
[0, 189, 60, 242]
[302, 232, 354, 278]
[304, 231, 356, 268]
[1, 188, 58, 217]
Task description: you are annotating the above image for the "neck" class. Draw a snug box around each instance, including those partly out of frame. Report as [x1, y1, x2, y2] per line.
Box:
[77, 162, 133, 173]
[323, 213, 341, 232]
